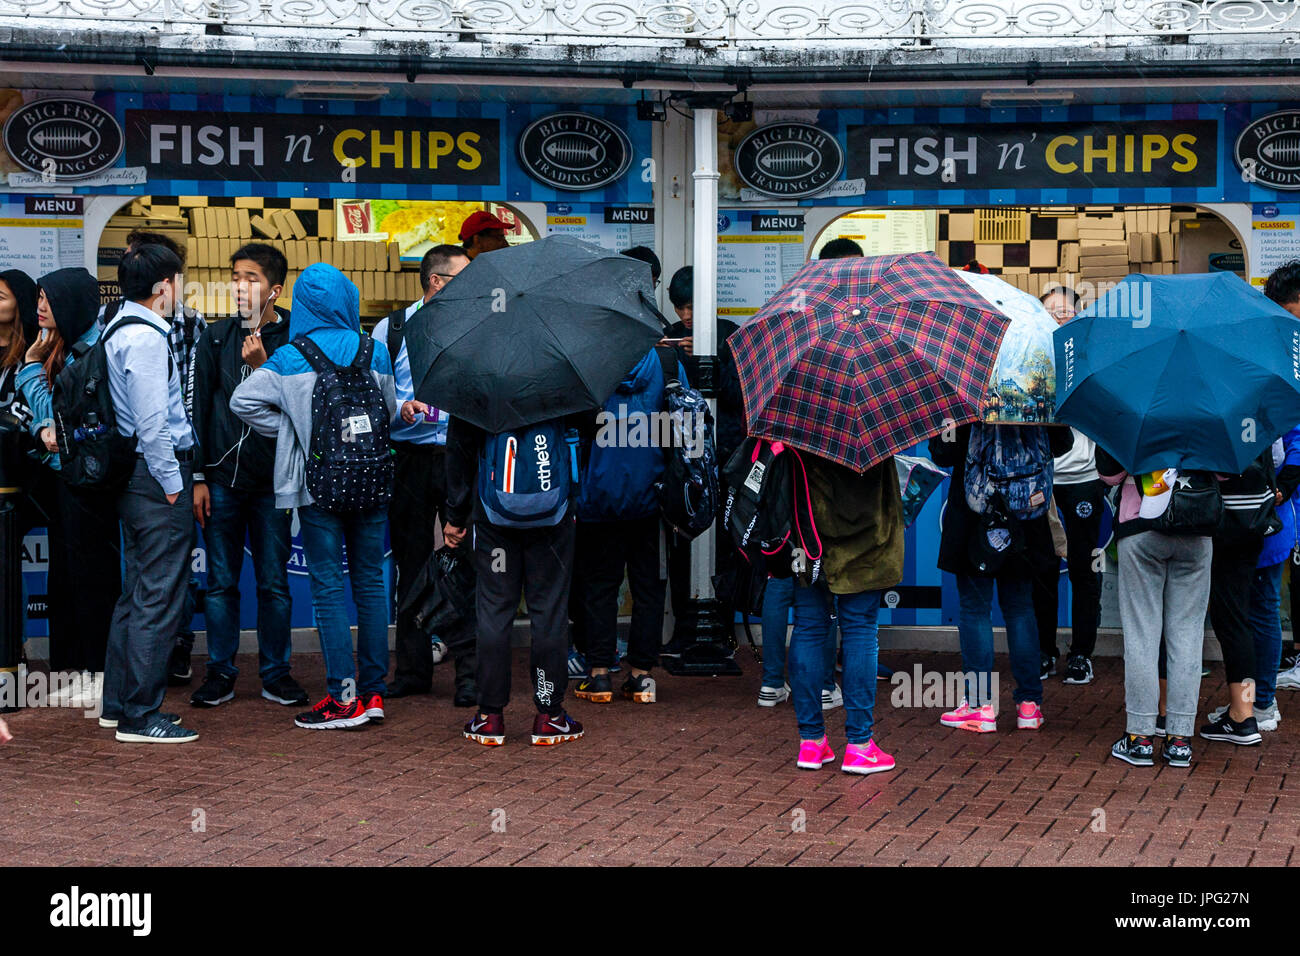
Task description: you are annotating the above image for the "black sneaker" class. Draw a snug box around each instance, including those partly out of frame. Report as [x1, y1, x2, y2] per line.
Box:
[573, 672, 613, 703]
[1062, 654, 1093, 685]
[1163, 735, 1193, 767]
[1280, 649, 1299, 673]
[1040, 654, 1056, 680]
[261, 675, 309, 707]
[191, 672, 236, 708]
[1198, 713, 1262, 746]
[1155, 715, 1166, 738]
[1111, 733, 1155, 766]
[115, 713, 199, 744]
[167, 644, 193, 686]
[621, 672, 657, 704]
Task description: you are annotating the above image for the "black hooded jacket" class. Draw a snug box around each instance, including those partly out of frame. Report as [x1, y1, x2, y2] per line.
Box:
[38, 268, 100, 355]
[192, 307, 290, 492]
[1, 269, 39, 349]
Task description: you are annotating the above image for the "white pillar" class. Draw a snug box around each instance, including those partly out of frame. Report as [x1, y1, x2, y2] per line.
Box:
[690, 107, 718, 602]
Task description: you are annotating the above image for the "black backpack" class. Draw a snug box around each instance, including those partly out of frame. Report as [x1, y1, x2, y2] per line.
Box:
[722, 437, 822, 577]
[653, 346, 718, 540]
[52, 316, 168, 490]
[1218, 453, 1282, 542]
[295, 334, 394, 513]
[1148, 470, 1224, 537]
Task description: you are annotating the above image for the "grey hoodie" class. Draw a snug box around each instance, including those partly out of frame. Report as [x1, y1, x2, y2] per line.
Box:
[230, 264, 396, 509]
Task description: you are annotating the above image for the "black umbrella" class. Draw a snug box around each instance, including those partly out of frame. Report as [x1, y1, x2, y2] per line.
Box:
[405, 235, 667, 433]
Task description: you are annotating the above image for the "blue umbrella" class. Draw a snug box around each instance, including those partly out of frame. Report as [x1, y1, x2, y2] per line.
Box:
[1054, 273, 1300, 475]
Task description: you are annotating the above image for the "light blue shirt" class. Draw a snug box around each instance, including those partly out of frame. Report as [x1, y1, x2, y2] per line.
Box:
[103, 299, 195, 496]
[372, 298, 447, 447]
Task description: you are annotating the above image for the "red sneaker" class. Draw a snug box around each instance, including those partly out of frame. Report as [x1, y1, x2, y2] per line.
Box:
[531, 711, 584, 746]
[293, 695, 368, 730]
[362, 693, 385, 722]
[464, 712, 505, 746]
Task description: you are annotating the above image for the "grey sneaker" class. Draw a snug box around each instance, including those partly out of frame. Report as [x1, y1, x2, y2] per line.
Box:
[115, 713, 199, 744]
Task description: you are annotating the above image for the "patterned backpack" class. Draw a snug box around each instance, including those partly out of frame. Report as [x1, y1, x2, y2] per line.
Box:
[963, 423, 1054, 521]
[295, 334, 394, 513]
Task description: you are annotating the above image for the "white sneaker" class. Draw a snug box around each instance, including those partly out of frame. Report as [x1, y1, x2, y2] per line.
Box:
[757, 683, 790, 707]
[430, 639, 449, 665]
[1277, 663, 1300, 691]
[822, 684, 843, 711]
[1208, 700, 1281, 731]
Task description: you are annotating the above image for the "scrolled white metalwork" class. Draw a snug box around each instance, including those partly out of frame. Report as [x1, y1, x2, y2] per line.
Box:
[3, 0, 1300, 43]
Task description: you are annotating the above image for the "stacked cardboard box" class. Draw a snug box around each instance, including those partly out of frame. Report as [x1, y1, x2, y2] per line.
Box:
[1119, 207, 1179, 277]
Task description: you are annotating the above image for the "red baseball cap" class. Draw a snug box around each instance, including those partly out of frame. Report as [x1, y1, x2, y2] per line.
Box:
[459, 210, 509, 242]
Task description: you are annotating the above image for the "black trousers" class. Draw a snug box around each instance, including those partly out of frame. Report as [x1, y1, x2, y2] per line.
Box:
[37, 471, 121, 673]
[390, 444, 466, 688]
[577, 515, 665, 671]
[1032, 480, 1104, 659]
[1203, 535, 1266, 685]
[472, 517, 574, 714]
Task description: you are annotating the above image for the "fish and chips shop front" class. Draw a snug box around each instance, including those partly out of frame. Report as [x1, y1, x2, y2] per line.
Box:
[7, 82, 1300, 645]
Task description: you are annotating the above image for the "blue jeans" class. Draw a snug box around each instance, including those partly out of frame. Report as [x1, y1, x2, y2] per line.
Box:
[202, 483, 293, 685]
[297, 504, 389, 700]
[1249, 561, 1285, 708]
[790, 583, 881, 744]
[955, 572, 1041, 707]
[760, 575, 838, 691]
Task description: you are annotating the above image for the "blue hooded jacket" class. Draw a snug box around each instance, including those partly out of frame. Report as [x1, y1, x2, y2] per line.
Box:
[1261, 425, 1300, 568]
[230, 264, 397, 509]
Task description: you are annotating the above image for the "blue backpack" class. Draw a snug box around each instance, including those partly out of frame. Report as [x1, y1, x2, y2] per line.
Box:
[963, 423, 1054, 521]
[478, 419, 580, 528]
[575, 350, 671, 522]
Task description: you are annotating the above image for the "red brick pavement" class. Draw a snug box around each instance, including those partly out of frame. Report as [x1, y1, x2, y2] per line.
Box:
[1, 649, 1297, 866]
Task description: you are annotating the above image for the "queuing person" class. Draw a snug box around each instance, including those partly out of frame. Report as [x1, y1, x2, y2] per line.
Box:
[231, 264, 396, 730]
[1031, 286, 1103, 685]
[571, 344, 688, 707]
[1098, 452, 1214, 768]
[458, 211, 510, 259]
[16, 268, 122, 704]
[189, 243, 306, 709]
[374, 243, 478, 706]
[791, 450, 904, 775]
[98, 246, 198, 743]
[929, 422, 1073, 733]
[0, 268, 39, 536]
[445, 408, 591, 747]
[1196, 430, 1299, 742]
[101, 231, 206, 687]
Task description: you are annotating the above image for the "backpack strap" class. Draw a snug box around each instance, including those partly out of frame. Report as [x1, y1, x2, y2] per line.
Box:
[788, 447, 824, 562]
[293, 335, 333, 373]
[352, 334, 374, 372]
[385, 307, 407, 365]
[654, 345, 679, 388]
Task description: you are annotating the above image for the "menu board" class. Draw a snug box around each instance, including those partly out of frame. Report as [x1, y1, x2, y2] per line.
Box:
[0, 200, 84, 275]
[545, 205, 654, 253]
[716, 210, 805, 318]
[1250, 203, 1300, 288]
[812, 209, 935, 257]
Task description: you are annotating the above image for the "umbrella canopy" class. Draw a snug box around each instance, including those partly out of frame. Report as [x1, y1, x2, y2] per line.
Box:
[954, 270, 1060, 424]
[730, 251, 1011, 472]
[405, 235, 666, 433]
[1054, 272, 1300, 474]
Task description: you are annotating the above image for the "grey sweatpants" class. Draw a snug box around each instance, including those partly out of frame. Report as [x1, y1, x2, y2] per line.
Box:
[1117, 530, 1212, 738]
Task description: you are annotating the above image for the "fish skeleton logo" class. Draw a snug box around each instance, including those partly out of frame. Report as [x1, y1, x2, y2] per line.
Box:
[518, 112, 632, 191]
[3, 98, 123, 180]
[1235, 110, 1300, 190]
[734, 122, 844, 199]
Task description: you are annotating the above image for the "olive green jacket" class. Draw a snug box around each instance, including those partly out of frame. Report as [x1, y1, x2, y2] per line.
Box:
[799, 454, 905, 595]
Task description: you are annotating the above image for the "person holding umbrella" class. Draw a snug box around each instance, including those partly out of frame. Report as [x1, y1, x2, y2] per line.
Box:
[405, 236, 664, 746]
[1056, 272, 1300, 767]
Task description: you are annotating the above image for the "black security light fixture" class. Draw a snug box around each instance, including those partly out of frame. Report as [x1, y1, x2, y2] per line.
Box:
[637, 93, 667, 122]
[723, 93, 752, 123]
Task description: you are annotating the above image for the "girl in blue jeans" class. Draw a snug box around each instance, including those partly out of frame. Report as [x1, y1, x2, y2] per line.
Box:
[790, 452, 904, 775]
[759, 574, 840, 708]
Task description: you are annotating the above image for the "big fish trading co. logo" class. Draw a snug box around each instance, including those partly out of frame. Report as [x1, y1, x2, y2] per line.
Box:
[733, 122, 844, 199]
[517, 112, 632, 192]
[3, 97, 123, 180]
[1235, 110, 1300, 191]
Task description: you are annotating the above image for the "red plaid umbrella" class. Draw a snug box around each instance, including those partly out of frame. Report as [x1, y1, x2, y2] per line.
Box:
[730, 251, 1011, 473]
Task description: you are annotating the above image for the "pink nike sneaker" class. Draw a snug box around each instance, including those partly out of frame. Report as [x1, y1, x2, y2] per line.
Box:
[841, 739, 895, 776]
[796, 736, 836, 770]
[1016, 701, 1045, 730]
[940, 699, 997, 733]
